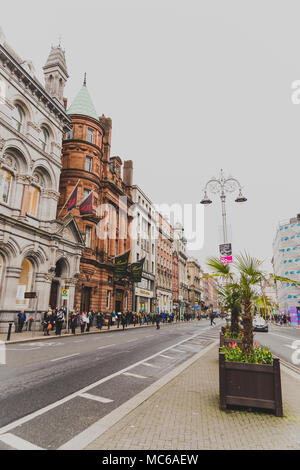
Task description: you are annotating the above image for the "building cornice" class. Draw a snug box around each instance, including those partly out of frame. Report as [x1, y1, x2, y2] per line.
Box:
[0, 44, 71, 131]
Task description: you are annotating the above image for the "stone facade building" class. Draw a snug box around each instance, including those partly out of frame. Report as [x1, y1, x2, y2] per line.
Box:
[173, 222, 189, 315]
[187, 257, 202, 313]
[58, 81, 134, 314]
[131, 185, 156, 313]
[155, 213, 173, 314]
[0, 34, 83, 331]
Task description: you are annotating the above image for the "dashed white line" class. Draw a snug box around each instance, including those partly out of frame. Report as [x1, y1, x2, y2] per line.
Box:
[79, 393, 113, 404]
[142, 362, 160, 369]
[123, 372, 148, 379]
[0, 433, 43, 450]
[0, 328, 207, 437]
[50, 353, 80, 362]
[97, 344, 116, 350]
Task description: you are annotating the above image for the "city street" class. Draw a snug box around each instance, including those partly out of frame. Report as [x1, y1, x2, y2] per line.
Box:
[255, 324, 300, 371]
[0, 320, 221, 450]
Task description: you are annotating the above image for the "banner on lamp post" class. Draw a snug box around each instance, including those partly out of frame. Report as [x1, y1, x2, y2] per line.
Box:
[219, 243, 232, 264]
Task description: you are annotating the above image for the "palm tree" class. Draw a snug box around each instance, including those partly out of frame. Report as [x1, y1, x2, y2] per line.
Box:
[206, 252, 299, 356]
[234, 253, 266, 355]
[217, 282, 241, 335]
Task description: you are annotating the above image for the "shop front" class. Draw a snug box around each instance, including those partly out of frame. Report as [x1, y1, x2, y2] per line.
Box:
[135, 287, 153, 314]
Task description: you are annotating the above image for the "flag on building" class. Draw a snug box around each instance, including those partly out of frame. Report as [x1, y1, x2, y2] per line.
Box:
[114, 250, 130, 280]
[130, 257, 145, 283]
[67, 184, 78, 211]
[79, 191, 93, 215]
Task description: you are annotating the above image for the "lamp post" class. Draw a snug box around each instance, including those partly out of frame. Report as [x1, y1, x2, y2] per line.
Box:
[200, 169, 247, 245]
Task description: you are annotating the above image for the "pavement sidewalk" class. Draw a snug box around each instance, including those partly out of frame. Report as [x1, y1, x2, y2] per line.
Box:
[86, 343, 300, 450]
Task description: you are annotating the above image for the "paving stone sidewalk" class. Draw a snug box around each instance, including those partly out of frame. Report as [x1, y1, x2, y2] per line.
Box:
[86, 345, 300, 450]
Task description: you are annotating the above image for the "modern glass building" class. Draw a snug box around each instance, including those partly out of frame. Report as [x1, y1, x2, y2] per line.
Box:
[273, 214, 300, 325]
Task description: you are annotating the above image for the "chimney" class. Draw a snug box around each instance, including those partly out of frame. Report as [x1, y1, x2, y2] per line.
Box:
[123, 160, 133, 187]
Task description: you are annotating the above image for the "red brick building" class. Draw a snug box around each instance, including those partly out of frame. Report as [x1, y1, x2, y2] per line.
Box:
[57, 81, 133, 314]
[155, 213, 173, 314]
[202, 274, 218, 311]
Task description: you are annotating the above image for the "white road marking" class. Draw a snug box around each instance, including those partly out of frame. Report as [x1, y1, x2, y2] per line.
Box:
[0, 433, 43, 450]
[79, 393, 113, 403]
[268, 332, 298, 341]
[160, 354, 174, 359]
[171, 348, 186, 353]
[97, 344, 116, 350]
[142, 362, 160, 369]
[50, 353, 80, 362]
[126, 339, 137, 343]
[123, 372, 148, 379]
[60, 340, 219, 450]
[0, 328, 208, 437]
[145, 335, 154, 338]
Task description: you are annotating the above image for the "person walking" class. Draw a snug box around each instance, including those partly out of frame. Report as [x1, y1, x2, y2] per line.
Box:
[70, 311, 77, 334]
[121, 313, 126, 331]
[43, 310, 53, 336]
[86, 312, 92, 332]
[155, 313, 161, 330]
[80, 312, 86, 333]
[209, 309, 216, 326]
[17, 310, 26, 333]
[55, 308, 64, 335]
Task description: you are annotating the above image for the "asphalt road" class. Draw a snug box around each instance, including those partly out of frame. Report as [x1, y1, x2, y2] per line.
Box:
[0, 319, 221, 450]
[254, 323, 300, 370]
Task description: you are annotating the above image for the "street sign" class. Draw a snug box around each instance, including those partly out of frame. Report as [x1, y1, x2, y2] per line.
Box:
[61, 289, 69, 299]
[24, 292, 37, 299]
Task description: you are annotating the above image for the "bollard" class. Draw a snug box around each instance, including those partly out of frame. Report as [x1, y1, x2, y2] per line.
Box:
[7, 322, 13, 341]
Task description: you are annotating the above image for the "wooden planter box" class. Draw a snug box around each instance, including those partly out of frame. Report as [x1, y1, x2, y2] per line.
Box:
[220, 332, 243, 348]
[219, 352, 283, 417]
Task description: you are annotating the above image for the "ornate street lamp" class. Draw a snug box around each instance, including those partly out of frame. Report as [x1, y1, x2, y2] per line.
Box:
[200, 169, 247, 244]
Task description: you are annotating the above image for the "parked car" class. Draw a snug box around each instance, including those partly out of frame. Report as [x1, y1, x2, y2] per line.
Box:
[253, 316, 268, 332]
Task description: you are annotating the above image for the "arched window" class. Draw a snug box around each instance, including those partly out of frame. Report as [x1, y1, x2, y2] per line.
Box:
[0, 168, 12, 203]
[16, 258, 34, 305]
[12, 104, 24, 132]
[39, 127, 50, 151]
[26, 186, 40, 217]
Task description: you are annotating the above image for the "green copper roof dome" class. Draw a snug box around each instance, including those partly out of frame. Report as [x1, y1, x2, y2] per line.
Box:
[67, 81, 98, 120]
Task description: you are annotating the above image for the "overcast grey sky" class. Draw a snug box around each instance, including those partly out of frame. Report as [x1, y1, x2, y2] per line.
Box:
[2, 0, 300, 270]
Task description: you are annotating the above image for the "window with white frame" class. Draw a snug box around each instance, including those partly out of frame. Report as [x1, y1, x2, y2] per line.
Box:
[85, 226, 92, 248]
[85, 156, 92, 172]
[39, 127, 50, 152]
[87, 128, 94, 143]
[12, 104, 24, 132]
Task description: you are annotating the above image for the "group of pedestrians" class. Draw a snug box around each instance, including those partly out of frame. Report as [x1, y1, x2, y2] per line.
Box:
[16, 311, 34, 333]
[271, 313, 291, 326]
[42, 307, 66, 336]
[15, 307, 194, 337]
